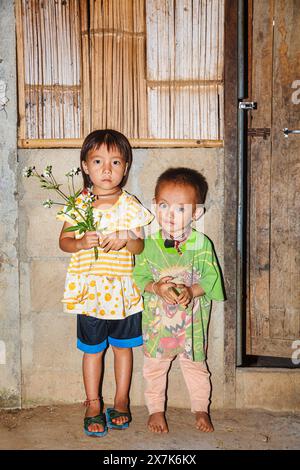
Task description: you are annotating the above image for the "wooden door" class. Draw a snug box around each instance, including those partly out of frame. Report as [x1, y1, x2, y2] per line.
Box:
[247, 0, 300, 357]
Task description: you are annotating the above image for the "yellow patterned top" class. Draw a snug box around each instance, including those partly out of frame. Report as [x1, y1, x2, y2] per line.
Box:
[57, 190, 153, 319]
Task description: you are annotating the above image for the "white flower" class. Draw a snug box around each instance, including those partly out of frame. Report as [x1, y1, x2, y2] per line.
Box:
[22, 166, 35, 178]
[42, 199, 53, 208]
[43, 165, 52, 177]
[66, 167, 81, 177]
[82, 193, 94, 204]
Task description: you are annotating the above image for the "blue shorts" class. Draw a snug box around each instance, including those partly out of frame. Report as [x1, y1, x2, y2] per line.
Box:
[77, 312, 143, 354]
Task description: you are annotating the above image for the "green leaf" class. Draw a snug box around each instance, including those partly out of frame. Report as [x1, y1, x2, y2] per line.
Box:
[77, 222, 89, 230]
[63, 225, 81, 232]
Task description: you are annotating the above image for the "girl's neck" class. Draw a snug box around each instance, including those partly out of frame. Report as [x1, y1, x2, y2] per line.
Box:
[90, 186, 122, 209]
[90, 186, 122, 199]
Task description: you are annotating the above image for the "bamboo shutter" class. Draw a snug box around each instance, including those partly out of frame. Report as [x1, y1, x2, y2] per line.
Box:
[17, 0, 83, 146]
[88, 0, 148, 138]
[146, 0, 224, 141]
[17, 0, 224, 148]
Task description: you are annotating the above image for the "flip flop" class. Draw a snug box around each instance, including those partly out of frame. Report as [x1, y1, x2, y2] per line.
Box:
[106, 407, 132, 430]
[84, 413, 108, 437]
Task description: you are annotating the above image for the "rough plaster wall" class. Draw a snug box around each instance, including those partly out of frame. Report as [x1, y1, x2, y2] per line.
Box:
[18, 147, 225, 408]
[0, 1, 21, 408]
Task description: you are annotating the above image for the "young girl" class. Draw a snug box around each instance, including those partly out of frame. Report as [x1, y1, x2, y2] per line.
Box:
[58, 129, 153, 437]
[133, 167, 224, 434]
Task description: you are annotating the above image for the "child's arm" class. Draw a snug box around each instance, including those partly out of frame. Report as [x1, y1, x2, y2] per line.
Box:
[144, 278, 179, 305]
[59, 221, 99, 253]
[126, 226, 144, 254]
[176, 236, 225, 307]
[126, 236, 144, 254]
[100, 227, 144, 254]
[133, 241, 178, 304]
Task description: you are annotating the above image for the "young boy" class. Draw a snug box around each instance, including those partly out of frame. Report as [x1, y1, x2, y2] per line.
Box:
[133, 167, 224, 434]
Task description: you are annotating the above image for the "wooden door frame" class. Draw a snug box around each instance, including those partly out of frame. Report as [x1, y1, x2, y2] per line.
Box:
[223, 0, 239, 407]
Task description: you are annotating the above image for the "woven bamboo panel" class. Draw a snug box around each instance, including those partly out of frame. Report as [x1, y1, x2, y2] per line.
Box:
[146, 0, 224, 139]
[17, 0, 224, 146]
[88, 0, 148, 138]
[18, 0, 82, 139]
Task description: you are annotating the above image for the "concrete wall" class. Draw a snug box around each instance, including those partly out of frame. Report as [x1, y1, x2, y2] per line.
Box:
[18, 147, 225, 408]
[236, 368, 300, 412]
[0, 1, 21, 408]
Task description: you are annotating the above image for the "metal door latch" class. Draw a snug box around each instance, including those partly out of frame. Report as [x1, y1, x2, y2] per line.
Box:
[239, 101, 257, 110]
[283, 128, 300, 138]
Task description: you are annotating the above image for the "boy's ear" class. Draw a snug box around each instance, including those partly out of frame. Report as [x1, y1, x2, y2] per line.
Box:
[193, 206, 205, 221]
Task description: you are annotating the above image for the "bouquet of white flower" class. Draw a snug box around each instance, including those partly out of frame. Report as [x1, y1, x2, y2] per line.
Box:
[23, 165, 100, 259]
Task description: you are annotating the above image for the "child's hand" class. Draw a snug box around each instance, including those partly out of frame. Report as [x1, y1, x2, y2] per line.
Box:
[153, 277, 179, 304]
[176, 285, 194, 308]
[77, 231, 99, 250]
[99, 230, 128, 253]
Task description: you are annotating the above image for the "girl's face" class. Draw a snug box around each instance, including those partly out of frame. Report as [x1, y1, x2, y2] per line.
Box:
[82, 144, 127, 193]
[155, 182, 203, 237]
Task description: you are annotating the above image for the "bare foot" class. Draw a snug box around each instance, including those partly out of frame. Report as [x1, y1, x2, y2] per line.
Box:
[148, 412, 169, 433]
[195, 411, 214, 432]
[85, 402, 105, 433]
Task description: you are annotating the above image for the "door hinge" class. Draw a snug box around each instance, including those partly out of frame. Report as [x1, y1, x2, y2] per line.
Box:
[239, 101, 257, 110]
[248, 128, 271, 139]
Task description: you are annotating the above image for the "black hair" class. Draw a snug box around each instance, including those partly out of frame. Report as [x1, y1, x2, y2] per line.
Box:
[80, 129, 132, 189]
[155, 167, 208, 204]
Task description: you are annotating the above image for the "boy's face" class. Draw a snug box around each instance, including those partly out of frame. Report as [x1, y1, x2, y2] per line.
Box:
[155, 182, 203, 237]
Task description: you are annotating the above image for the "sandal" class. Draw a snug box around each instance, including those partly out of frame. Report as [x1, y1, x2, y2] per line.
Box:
[106, 407, 132, 430]
[84, 398, 108, 437]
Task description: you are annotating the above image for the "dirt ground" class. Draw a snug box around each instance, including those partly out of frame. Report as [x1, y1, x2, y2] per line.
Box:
[0, 404, 299, 450]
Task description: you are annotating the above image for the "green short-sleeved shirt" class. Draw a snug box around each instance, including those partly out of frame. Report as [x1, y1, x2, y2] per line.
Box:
[133, 230, 225, 362]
